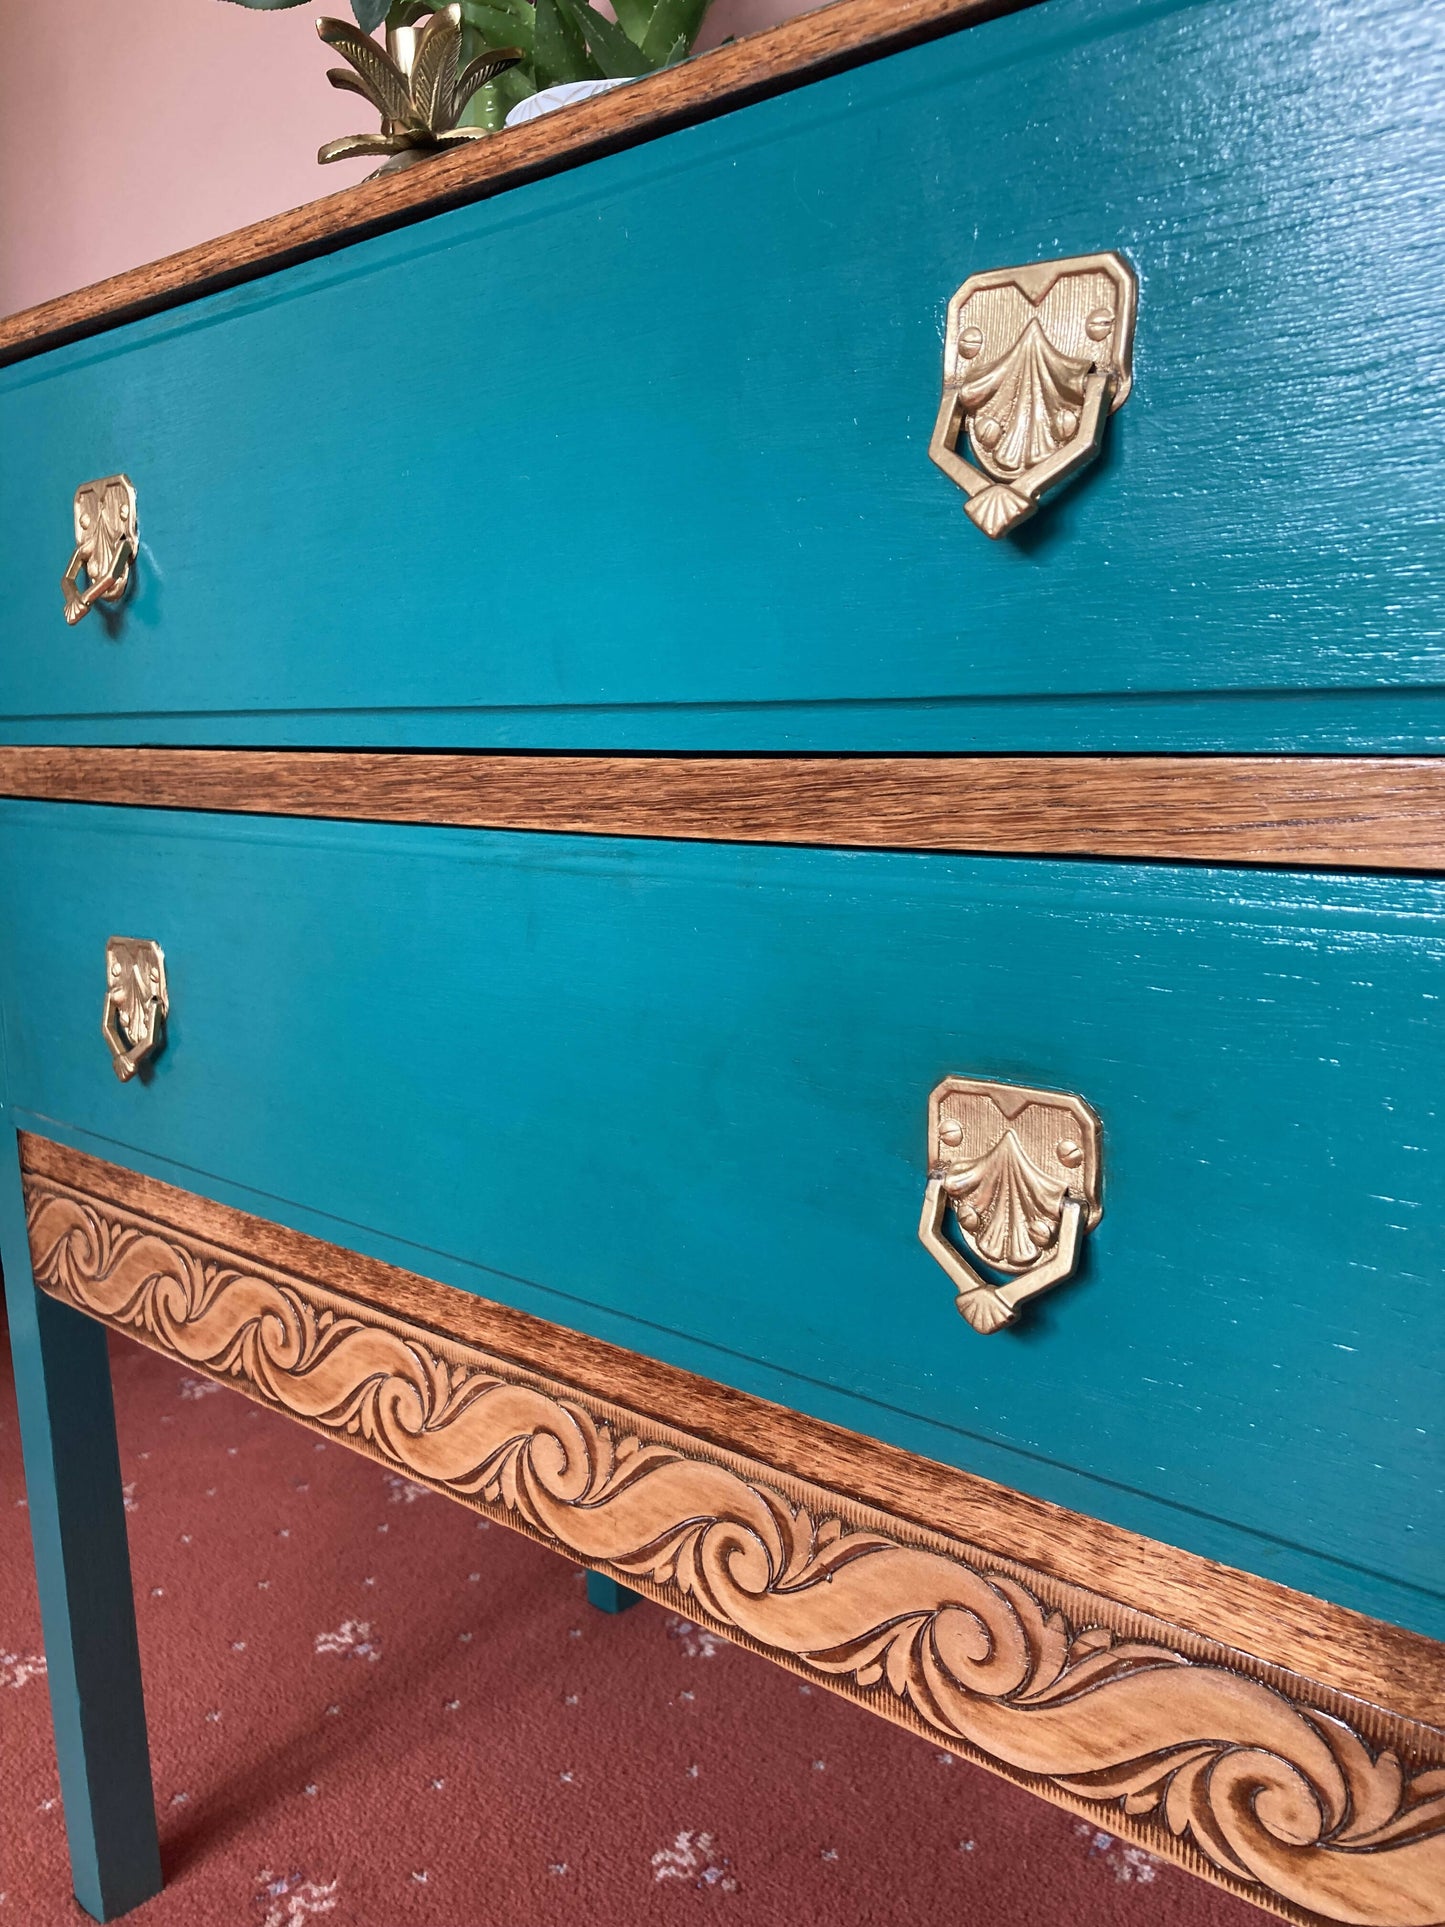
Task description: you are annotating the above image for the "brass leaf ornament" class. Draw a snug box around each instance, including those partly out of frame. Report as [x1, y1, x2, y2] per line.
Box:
[943, 1128, 1069, 1271]
[930, 254, 1138, 538]
[919, 1077, 1103, 1332]
[317, 5, 523, 167]
[101, 938, 169, 1083]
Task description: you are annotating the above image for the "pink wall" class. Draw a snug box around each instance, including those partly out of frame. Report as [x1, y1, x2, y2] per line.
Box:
[0, 0, 801, 319]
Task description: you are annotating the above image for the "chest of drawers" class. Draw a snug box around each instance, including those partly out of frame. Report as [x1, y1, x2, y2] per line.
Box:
[2, 0, 1442, 1922]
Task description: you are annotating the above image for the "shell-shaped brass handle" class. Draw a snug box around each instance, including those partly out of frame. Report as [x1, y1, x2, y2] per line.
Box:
[62, 475, 138, 625]
[103, 937, 168, 1082]
[929, 253, 1137, 538]
[919, 1076, 1103, 1331]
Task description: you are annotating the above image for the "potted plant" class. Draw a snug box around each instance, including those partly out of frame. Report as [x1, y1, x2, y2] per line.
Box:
[224, 0, 719, 163]
[459, 0, 717, 129]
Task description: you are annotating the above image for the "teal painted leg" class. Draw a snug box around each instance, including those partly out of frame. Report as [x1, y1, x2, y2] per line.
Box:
[0, 1130, 162, 1921]
[585, 1570, 639, 1614]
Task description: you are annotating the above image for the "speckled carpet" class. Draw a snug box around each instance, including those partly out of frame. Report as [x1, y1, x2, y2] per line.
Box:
[0, 1319, 1271, 1926]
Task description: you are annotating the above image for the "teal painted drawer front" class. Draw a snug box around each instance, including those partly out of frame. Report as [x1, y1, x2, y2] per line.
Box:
[0, 800, 1440, 1634]
[2, 0, 1442, 752]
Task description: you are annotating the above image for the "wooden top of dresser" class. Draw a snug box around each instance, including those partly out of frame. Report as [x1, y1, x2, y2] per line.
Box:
[0, 0, 1035, 369]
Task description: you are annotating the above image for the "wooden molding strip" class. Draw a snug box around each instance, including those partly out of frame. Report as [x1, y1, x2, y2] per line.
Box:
[0, 0, 1036, 369]
[1, 747, 1443, 870]
[20, 1134, 1445, 1927]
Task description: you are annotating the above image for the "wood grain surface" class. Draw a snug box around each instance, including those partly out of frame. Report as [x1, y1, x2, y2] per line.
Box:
[1, 748, 1441, 870]
[0, 0, 1032, 368]
[21, 1132, 1445, 1738]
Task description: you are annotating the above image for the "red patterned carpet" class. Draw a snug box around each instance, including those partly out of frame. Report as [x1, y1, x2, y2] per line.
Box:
[0, 1319, 1272, 1927]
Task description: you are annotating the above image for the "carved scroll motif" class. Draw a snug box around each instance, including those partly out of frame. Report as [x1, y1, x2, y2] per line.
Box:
[25, 1176, 1445, 1927]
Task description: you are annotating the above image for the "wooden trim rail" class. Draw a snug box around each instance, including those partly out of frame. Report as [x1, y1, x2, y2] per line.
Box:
[20, 1134, 1445, 1927]
[1, 748, 1442, 871]
[0, 0, 1036, 368]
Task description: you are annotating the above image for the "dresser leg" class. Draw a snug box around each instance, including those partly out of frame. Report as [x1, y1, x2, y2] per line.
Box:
[0, 1131, 163, 1921]
[585, 1569, 640, 1614]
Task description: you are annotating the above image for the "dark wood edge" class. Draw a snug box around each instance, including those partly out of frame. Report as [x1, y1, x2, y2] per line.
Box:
[0, 0, 1039, 369]
[1, 747, 1443, 871]
[20, 1132, 1444, 1732]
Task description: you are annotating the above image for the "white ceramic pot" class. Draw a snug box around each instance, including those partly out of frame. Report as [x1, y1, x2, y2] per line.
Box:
[504, 77, 637, 127]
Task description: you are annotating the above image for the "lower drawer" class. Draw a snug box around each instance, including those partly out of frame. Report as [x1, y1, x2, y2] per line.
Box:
[0, 800, 1439, 1632]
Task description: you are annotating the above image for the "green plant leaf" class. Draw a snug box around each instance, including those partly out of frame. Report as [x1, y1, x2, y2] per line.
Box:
[459, 12, 535, 129]
[638, 0, 710, 63]
[454, 46, 525, 115]
[352, 0, 391, 31]
[459, 0, 534, 50]
[533, 0, 601, 85]
[582, 0, 711, 64]
[607, 0, 654, 47]
[554, 0, 649, 77]
[459, 54, 536, 128]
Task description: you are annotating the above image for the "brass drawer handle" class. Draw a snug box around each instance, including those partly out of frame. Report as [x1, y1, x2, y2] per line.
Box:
[103, 937, 168, 1081]
[919, 1076, 1103, 1332]
[929, 253, 1137, 538]
[62, 475, 138, 625]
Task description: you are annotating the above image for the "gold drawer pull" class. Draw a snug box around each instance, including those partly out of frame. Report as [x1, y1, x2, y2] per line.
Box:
[62, 475, 138, 625]
[929, 253, 1137, 538]
[919, 1076, 1103, 1332]
[103, 937, 168, 1082]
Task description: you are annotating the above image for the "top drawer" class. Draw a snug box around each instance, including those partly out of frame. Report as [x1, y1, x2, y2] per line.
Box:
[1, 0, 1440, 751]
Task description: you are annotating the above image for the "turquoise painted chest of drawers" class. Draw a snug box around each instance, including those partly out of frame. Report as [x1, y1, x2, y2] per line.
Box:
[1, 0, 1442, 1922]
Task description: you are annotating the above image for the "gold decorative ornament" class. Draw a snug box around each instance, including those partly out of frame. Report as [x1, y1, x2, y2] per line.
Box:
[919, 1076, 1102, 1331]
[929, 253, 1137, 537]
[23, 1152, 1445, 1927]
[61, 476, 138, 625]
[102, 938, 169, 1082]
[316, 5, 522, 169]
